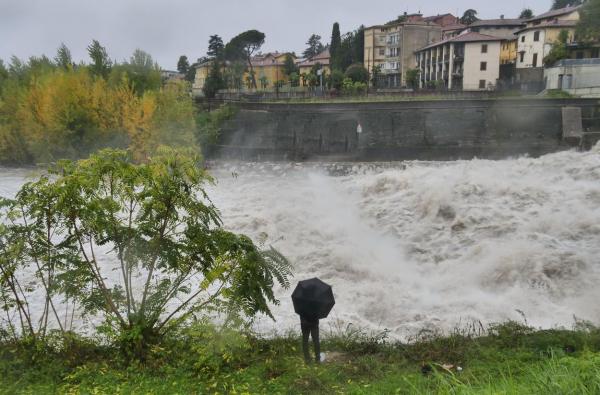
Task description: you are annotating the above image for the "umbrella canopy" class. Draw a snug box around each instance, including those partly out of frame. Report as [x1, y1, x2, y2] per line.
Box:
[291, 278, 335, 320]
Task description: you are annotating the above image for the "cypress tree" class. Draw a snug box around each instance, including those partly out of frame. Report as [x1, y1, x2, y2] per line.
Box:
[330, 22, 342, 71]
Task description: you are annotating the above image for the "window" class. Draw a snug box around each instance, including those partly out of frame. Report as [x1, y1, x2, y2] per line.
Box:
[379, 48, 385, 56]
[521, 35, 525, 43]
[480, 61, 487, 71]
[481, 44, 488, 53]
[520, 52, 525, 62]
[532, 53, 538, 67]
[534, 31, 540, 42]
[592, 48, 600, 58]
[479, 80, 486, 89]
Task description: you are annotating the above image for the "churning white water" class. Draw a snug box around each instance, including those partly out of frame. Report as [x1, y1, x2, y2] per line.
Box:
[1, 145, 599, 338]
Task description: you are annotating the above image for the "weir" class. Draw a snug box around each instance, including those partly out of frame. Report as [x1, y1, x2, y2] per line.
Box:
[214, 98, 600, 161]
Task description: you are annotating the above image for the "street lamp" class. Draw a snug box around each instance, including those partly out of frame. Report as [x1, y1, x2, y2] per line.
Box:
[317, 68, 323, 93]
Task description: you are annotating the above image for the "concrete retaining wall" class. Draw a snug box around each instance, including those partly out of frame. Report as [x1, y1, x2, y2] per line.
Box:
[214, 98, 600, 161]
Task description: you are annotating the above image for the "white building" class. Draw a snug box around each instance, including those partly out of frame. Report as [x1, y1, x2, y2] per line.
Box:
[415, 32, 502, 91]
[515, 5, 581, 91]
[545, 59, 600, 97]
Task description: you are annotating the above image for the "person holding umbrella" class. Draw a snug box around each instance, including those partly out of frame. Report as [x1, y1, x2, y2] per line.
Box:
[292, 278, 335, 364]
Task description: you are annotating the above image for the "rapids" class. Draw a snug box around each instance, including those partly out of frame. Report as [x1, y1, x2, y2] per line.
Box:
[1, 145, 599, 339]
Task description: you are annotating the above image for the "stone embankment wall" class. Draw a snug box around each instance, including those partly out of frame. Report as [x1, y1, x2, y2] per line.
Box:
[215, 99, 600, 161]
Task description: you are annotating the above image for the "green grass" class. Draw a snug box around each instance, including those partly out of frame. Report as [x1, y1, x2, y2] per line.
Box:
[2, 322, 600, 394]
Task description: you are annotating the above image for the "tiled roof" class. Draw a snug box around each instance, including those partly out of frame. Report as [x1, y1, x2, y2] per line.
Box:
[515, 19, 578, 33]
[526, 5, 582, 22]
[417, 31, 503, 51]
[423, 13, 453, 21]
[442, 23, 466, 31]
[469, 18, 525, 27]
[298, 49, 330, 67]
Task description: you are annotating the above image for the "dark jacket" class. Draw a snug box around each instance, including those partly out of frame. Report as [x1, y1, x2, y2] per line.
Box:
[300, 315, 319, 329]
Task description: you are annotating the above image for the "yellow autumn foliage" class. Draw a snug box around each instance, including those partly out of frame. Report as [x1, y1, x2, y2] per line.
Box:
[0, 67, 196, 164]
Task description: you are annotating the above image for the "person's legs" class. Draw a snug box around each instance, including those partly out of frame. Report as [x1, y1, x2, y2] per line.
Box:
[311, 326, 320, 363]
[301, 326, 311, 363]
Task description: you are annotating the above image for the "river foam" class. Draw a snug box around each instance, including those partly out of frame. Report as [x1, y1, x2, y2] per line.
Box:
[1, 145, 599, 338]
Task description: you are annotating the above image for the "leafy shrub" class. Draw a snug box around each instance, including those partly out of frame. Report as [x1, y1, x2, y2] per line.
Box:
[344, 63, 369, 83]
[0, 148, 291, 360]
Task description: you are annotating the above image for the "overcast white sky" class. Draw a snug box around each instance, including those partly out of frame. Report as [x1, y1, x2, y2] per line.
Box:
[1, 0, 551, 70]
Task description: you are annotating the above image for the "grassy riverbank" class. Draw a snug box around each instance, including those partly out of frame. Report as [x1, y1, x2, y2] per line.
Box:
[2, 321, 600, 394]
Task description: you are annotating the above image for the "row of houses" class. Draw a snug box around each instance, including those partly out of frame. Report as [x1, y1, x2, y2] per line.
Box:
[192, 5, 599, 96]
[372, 5, 599, 94]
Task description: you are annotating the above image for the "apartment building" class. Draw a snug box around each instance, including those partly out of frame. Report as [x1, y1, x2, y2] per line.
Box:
[415, 32, 502, 91]
[515, 5, 581, 90]
[364, 21, 441, 88]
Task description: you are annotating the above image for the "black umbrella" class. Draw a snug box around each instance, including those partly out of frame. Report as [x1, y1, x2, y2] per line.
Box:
[292, 278, 335, 320]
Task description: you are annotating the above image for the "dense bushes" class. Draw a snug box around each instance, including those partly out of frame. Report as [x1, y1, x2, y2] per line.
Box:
[0, 46, 196, 165]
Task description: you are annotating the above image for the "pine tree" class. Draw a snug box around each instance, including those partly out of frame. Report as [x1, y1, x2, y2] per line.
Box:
[207, 35, 225, 59]
[302, 34, 324, 59]
[177, 55, 189, 74]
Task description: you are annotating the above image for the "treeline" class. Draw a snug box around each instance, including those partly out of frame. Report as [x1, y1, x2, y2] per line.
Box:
[0, 41, 196, 165]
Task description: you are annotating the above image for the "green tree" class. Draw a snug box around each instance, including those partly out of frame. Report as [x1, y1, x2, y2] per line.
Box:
[544, 30, 570, 66]
[460, 9, 479, 25]
[353, 26, 365, 64]
[0, 59, 8, 87]
[406, 68, 420, 89]
[203, 61, 226, 98]
[329, 69, 345, 90]
[0, 148, 291, 359]
[552, 0, 582, 10]
[225, 30, 266, 89]
[370, 65, 381, 88]
[87, 39, 112, 78]
[344, 63, 368, 83]
[128, 49, 161, 94]
[185, 64, 196, 83]
[55, 43, 73, 70]
[519, 8, 534, 19]
[289, 72, 300, 87]
[577, 0, 600, 42]
[330, 23, 342, 70]
[283, 53, 298, 76]
[177, 55, 189, 74]
[302, 34, 324, 59]
[207, 35, 225, 59]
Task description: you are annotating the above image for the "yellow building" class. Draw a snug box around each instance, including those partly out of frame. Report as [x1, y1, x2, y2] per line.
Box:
[192, 61, 212, 97]
[500, 39, 518, 64]
[192, 52, 297, 96]
[246, 52, 295, 89]
[298, 49, 330, 86]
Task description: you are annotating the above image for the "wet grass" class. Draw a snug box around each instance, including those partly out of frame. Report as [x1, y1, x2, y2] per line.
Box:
[2, 321, 600, 394]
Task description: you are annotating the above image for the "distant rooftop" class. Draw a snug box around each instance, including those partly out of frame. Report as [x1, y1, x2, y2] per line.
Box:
[298, 49, 330, 67]
[417, 31, 504, 51]
[515, 19, 578, 33]
[526, 4, 582, 22]
[469, 18, 525, 27]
